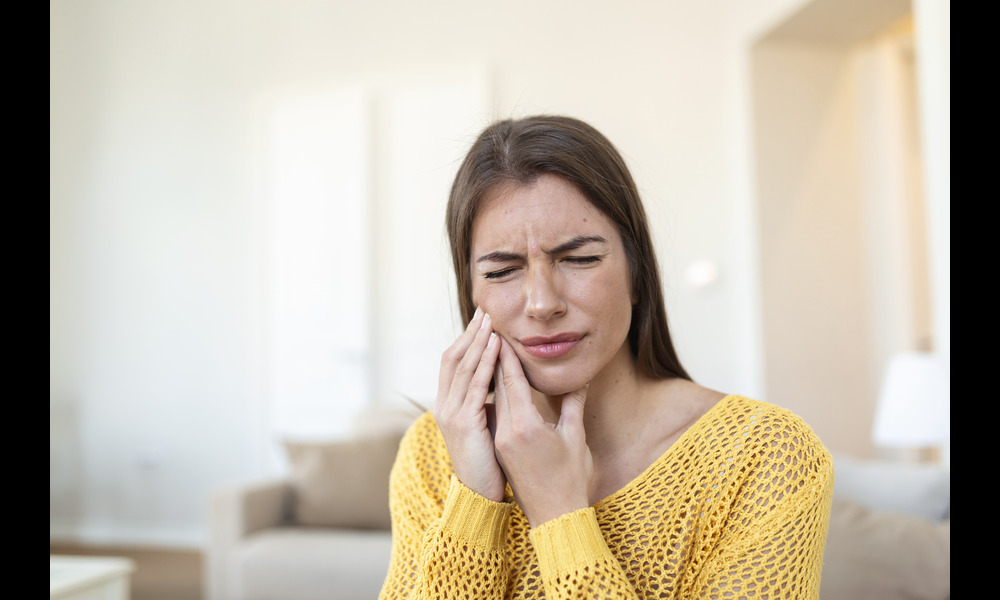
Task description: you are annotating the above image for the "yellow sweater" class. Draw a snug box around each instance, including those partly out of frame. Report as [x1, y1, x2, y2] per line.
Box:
[379, 394, 833, 599]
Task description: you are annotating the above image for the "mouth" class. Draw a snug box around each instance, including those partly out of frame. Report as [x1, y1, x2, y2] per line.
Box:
[518, 332, 584, 359]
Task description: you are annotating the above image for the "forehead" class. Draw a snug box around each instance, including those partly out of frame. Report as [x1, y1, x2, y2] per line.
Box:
[471, 174, 618, 250]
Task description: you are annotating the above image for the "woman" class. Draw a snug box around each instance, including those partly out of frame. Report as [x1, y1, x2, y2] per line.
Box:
[379, 116, 833, 599]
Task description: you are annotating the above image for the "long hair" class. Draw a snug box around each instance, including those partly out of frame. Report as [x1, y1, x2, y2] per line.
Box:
[446, 115, 691, 381]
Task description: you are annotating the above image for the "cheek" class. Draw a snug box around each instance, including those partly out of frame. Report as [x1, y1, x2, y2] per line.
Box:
[470, 280, 485, 313]
[586, 272, 634, 325]
[473, 284, 519, 332]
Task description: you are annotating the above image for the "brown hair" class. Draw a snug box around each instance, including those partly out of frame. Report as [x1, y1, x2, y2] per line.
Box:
[446, 115, 691, 381]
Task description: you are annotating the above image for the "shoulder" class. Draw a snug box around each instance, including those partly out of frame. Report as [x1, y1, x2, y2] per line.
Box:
[402, 409, 440, 439]
[695, 395, 833, 476]
[388, 411, 455, 521]
[695, 396, 834, 516]
[393, 411, 452, 484]
[719, 395, 822, 446]
[397, 410, 448, 458]
[708, 395, 824, 441]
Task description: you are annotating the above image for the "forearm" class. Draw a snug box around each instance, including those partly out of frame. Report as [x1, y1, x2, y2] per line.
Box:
[380, 476, 513, 600]
[529, 508, 641, 600]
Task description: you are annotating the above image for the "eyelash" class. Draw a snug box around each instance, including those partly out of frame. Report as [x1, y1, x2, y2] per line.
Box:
[565, 256, 601, 265]
[482, 256, 601, 280]
[483, 268, 516, 280]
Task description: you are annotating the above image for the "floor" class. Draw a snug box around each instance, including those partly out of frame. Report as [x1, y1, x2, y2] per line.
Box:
[50, 543, 203, 600]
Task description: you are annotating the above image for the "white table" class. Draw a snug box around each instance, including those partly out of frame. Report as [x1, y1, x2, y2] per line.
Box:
[50, 555, 135, 600]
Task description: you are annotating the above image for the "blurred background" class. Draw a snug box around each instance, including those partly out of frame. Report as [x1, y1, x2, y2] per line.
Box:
[50, 0, 948, 579]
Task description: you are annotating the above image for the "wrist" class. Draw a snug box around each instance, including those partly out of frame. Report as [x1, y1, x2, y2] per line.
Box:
[528, 507, 612, 579]
[524, 496, 590, 529]
[453, 470, 507, 503]
[443, 475, 513, 549]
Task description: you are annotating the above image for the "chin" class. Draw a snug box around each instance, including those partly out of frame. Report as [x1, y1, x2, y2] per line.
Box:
[522, 367, 590, 397]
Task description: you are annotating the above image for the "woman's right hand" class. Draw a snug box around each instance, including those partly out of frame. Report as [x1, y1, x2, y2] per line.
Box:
[433, 307, 507, 502]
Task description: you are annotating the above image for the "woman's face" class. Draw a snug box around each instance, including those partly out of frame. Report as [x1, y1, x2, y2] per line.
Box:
[470, 173, 635, 396]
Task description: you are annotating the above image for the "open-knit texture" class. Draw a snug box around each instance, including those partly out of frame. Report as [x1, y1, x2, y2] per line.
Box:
[379, 394, 833, 599]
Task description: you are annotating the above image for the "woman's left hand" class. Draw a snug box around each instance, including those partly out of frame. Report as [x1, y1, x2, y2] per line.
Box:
[492, 336, 593, 528]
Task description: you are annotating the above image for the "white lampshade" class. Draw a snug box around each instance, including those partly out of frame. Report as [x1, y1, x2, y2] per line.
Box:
[872, 352, 950, 447]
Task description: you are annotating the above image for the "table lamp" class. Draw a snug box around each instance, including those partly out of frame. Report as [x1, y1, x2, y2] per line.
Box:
[871, 351, 950, 462]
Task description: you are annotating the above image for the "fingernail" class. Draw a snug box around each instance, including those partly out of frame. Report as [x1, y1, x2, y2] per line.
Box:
[481, 312, 491, 330]
[473, 306, 483, 322]
[487, 332, 497, 347]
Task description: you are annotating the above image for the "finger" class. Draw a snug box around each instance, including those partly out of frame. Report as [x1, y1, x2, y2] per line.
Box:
[492, 344, 520, 440]
[464, 331, 501, 407]
[446, 306, 484, 360]
[558, 383, 590, 440]
[436, 307, 487, 401]
[492, 351, 508, 424]
[496, 337, 538, 423]
[447, 314, 501, 415]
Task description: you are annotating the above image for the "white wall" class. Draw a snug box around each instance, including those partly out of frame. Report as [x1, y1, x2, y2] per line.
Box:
[50, 0, 949, 547]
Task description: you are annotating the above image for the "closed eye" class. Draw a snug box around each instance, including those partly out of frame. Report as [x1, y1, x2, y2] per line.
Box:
[483, 267, 518, 280]
[563, 256, 602, 265]
[485, 257, 599, 278]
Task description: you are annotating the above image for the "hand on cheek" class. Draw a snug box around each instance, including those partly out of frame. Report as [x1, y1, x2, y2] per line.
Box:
[433, 309, 507, 502]
[492, 337, 594, 528]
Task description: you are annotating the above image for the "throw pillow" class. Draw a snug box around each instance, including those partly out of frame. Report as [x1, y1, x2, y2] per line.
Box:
[283, 430, 405, 529]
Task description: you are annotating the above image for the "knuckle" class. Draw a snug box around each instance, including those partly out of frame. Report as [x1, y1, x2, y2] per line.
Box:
[467, 377, 490, 395]
[510, 423, 533, 444]
[452, 408, 479, 433]
[498, 420, 531, 449]
[493, 431, 511, 453]
[431, 402, 452, 424]
[441, 345, 463, 367]
[496, 425, 531, 453]
[454, 352, 477, 375]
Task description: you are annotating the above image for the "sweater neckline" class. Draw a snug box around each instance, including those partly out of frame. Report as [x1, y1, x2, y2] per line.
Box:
[590, 393, 741, 509]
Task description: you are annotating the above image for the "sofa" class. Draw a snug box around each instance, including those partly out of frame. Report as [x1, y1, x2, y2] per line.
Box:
[205, 405, 420, 600]
[206, 409, 950, 600]
[820, 453, 950, 600]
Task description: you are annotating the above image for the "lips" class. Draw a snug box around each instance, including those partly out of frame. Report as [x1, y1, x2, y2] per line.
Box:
[518, 332, 584, 359]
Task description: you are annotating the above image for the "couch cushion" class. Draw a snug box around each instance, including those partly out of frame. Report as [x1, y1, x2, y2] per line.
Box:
[820, 497, 949, 600]
[832, 454, 950, 520]
[283, 430, 404, 529]
[235, 527, 393, 600]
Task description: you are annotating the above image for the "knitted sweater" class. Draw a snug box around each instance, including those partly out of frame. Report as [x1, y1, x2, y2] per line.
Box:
[378, 394, 833, 599]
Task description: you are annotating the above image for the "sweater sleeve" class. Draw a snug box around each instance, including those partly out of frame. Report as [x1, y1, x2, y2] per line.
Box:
[528, 508, 641, 600]
[378, 416, 513, 600]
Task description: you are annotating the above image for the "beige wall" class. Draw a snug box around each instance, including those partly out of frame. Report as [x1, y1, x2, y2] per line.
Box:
[753, 37, 875, 456]
[749, 3, 946, 459]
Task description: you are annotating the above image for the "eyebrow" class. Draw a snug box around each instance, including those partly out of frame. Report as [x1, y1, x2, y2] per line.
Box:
[475, 235, 608, 264]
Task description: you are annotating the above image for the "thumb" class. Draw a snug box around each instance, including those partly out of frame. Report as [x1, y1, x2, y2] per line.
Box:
[558, 383, 589, 434]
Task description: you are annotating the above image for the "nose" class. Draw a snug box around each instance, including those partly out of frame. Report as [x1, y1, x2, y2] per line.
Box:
[523, 264, 566, 320]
